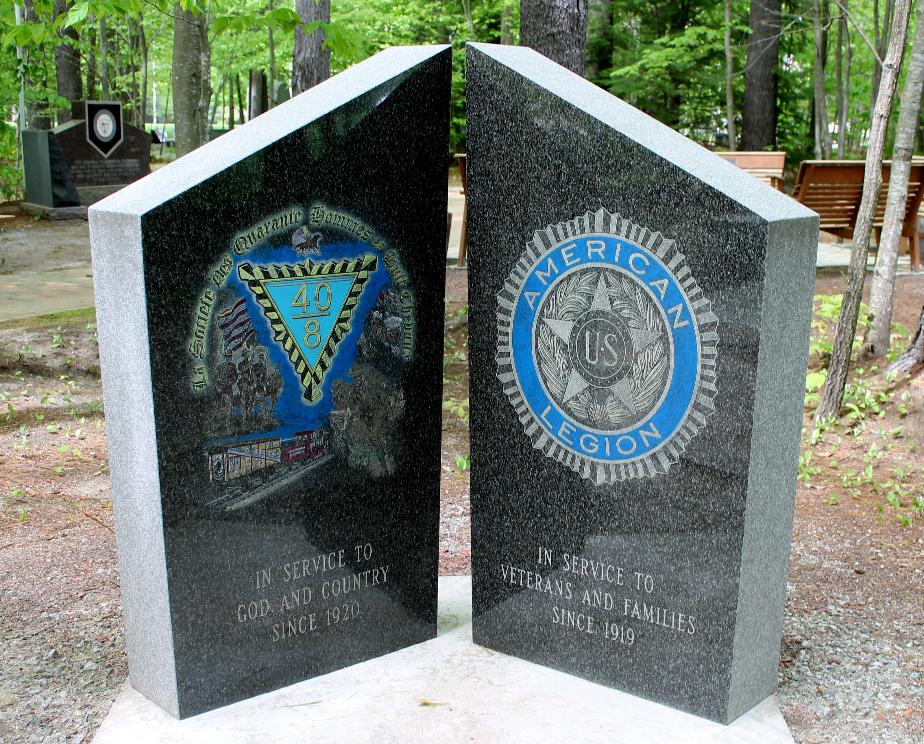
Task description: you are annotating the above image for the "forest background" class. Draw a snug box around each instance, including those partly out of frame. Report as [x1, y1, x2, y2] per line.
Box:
[0, 0, 916, 199]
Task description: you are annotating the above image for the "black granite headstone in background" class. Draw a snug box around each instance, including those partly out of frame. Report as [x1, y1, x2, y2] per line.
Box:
[55, 102, 151, 188]
[89, 45, 450, 718]
[466, 43, 818, 723]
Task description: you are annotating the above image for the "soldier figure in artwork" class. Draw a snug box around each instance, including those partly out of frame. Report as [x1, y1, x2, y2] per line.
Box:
[213, 357, 237, 430]
[329, 364, 405, 477]
[266, 362, 283, 415]
[250, 351, 268, 419]
[357, 288, 404, 373]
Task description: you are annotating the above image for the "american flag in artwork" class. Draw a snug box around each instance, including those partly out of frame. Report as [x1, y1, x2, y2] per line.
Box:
[217, 298, 255, 353]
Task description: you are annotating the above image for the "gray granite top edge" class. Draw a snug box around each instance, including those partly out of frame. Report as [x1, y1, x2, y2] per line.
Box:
[89, 44, 450, 217]
[468, 43, 818, 224]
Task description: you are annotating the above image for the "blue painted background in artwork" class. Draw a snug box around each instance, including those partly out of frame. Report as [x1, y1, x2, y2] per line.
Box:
[220, 241, 392, 443]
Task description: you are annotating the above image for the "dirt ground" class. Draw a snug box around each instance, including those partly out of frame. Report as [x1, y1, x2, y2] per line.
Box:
[0, 263, 922, 743]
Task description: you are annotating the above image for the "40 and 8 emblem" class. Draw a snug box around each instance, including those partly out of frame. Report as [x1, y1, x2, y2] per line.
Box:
[496, 209, 718, 485]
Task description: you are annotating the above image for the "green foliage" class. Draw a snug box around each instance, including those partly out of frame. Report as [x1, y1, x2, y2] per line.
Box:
[809, 294, 871, 362]
[0, 122, 20, 201]
[442, 396, 469, 422]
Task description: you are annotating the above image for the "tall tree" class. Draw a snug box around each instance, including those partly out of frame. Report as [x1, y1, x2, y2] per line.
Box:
[740, 0, 781, 150]
[22, 0, 51, 129]
[815, 0, 912, 423]
[86, 22, 97, 100]
[500, 0, 514, 44]
[172, 4, 209, 155]
[724, 0, 736, 150]
[835, 0, 851, 155]
[812, 0, 830, 158]
[53, 0, 82, 123]
[871, 0, 895, 114]
[586, 0, 613, 82]
[99, 17, 111, 99]
[520, 0, 589, 75]
[292, 0, 330, 94]
[268, 0, 276, 105]
[863, 0, 924, 358]
[138, 14, 148, 127]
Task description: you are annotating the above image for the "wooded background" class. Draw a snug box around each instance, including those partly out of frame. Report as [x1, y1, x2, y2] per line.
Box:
[2, 1, 920, 190]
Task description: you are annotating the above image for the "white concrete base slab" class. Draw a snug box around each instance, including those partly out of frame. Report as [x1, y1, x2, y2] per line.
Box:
[92, 576, 793, 744]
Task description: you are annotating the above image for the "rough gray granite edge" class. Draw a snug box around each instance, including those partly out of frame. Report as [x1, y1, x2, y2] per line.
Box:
[728, 214, 819, 722]
[89, 210, 179, 717]
[89, 44, 450, 217]
[466, 43, 816, 224]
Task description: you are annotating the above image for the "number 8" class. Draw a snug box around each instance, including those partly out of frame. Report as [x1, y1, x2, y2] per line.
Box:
[304, 319, 321, 348]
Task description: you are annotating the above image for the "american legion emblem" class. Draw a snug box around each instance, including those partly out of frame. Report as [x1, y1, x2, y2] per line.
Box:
[496, 209, 718, 485]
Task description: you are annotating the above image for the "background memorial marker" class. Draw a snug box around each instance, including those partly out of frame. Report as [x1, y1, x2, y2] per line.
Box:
[466, 42, 818, 724]
[89, 44, 450, 718]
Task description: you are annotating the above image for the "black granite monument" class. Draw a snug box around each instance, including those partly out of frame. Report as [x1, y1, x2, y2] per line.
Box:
[466, 43, 818, 723]
[89, 45, 450, 718]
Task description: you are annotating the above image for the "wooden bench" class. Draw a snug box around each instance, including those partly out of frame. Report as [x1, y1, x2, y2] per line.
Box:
[793, 159, 923, 271]
[715, 151, 786, 190]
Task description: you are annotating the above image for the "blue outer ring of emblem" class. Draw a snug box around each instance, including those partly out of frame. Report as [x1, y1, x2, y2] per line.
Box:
[510, 234, 701, 464]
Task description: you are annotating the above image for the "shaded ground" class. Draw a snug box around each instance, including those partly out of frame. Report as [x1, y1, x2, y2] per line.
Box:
[0, 260, 922, 742]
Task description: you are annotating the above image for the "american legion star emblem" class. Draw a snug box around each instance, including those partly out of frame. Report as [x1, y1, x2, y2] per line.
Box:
[496, 209, 719, 485]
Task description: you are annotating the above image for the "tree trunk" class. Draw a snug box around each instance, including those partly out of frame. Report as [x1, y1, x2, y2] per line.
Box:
[871, 0, 895, 115]
[815, 0, 912, 423]
[843, 17, 851, 153]
[236, 73, 246, 123]
[228, 74, 235, 128]
[139, 14, 148, 127]
[462, 0, 476, 37]
[23, 0, 51, 129]
[268, 0, 276, 106]
[724, 0, 736, 150]
[520, 0, 589, 76]
[863, 0, 924, 358]
[586, 0, 613, 83]
[248, 70, 269, 120]
[500, 1, 514, 45]
[813, 0, 830, 158]
[126, 17, 140, 125]
[209, 75, 225, 128]
[53, 0, 82, 124]
[740, 0, 781, 150]
[292, 0, 330, 95]
[835, 1, 850, 155]
[887, 303, 924, 377]
[172, 4, 206, 156]
[197, 9, 212, 144]
[86, 23, 97, 100]
[99, 17, 111, 99]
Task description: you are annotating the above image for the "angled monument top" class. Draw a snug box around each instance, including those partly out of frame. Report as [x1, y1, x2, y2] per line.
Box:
[466, 43, 818, 724]
[467, 42, 815, 224]
[89, 44, 451, 718]
[91, 45, 450, 217]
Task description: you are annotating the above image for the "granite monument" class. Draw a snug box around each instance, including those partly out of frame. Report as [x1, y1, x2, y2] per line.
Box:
[89, 45, 450, 718]
[466, 43, 818, 723]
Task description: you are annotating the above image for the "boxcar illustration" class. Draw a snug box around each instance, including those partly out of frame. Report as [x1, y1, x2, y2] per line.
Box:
[205, 429, 330, 510]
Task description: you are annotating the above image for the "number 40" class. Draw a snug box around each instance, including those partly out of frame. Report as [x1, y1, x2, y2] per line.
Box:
[292, 281, 331, 349]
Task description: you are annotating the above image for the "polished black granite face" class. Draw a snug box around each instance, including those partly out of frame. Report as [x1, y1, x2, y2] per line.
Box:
[465, 44, 817, 723]
[90, 46, 450, 718]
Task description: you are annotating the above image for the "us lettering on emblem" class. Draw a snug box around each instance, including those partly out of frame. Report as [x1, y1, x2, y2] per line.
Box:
[496, 208, 719, 485]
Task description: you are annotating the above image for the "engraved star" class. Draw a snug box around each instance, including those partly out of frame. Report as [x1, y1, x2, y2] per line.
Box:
[543, 274, 662, 413]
